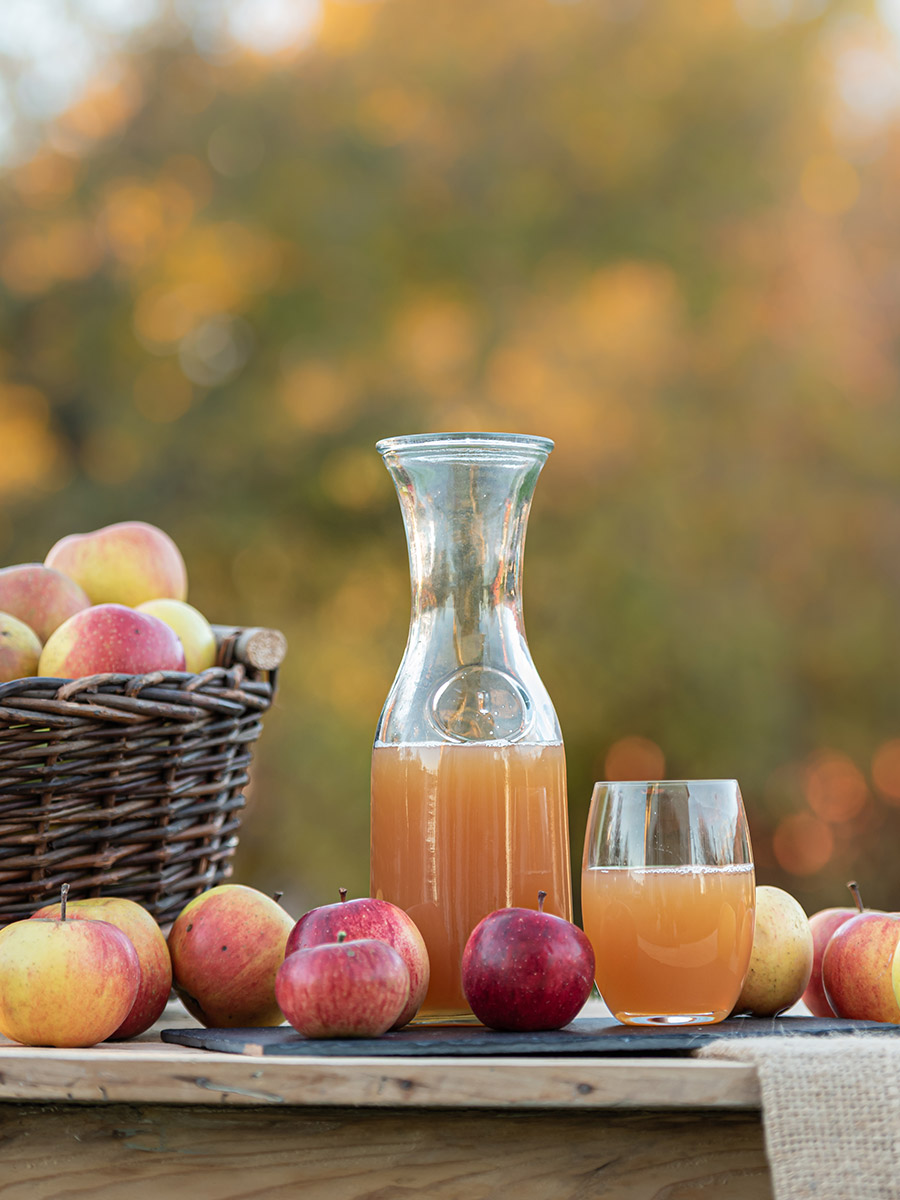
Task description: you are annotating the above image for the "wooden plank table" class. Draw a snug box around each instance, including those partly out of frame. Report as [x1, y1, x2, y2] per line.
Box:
[0, 1004, 771, 1200]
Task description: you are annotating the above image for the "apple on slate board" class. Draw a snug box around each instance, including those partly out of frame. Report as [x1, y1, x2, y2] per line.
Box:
[286, 889, 429, 1029]
[276, 934, 410, 1038]
[461, 891, 595, 1032]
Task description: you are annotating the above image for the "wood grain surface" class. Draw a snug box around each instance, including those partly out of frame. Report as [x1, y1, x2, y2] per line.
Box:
[0, 1103, 772, 1200]
[0, 1039, 761, 1110]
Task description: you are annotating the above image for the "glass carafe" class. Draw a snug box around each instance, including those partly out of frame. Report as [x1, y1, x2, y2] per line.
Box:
[371, 431, 572, 1022]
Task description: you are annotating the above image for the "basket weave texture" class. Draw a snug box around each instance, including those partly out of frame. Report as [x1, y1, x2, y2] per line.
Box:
[0, 625, 285, 928]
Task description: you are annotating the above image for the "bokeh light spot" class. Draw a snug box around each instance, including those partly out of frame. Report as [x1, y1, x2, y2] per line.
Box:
[320, 447, 387, 511]
[603, 735, 665, 782]
[872, 739, 900, 803]
[800, 154, 860, 215]
[772, 813, 834, 876]
[279, 360, 354, 432]
[805, 751, 869, 823]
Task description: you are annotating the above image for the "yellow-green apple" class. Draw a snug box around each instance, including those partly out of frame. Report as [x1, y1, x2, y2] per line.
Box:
[276, 935, 410, 1038]
[460, 892, 595, 1031]
[32, 895, 172, 1039]
[733, 885, 813, 1017]
[168, 884, 294, 1027]
[45, 520, 188, 607]
[286, 889, 430, 1028]
[0, 888, 140, 1047]
[0, 564, 90, 642]
[823, 909, 900, 1022]
[0, 612, 42, 682]
[136, 598, 217, 673]
[38, 603, 186, 677]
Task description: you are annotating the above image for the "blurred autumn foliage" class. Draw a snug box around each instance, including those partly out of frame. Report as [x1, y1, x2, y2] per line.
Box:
[3, 0, 900, 918]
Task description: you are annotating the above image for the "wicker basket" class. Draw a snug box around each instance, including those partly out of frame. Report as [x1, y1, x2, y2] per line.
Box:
[0, 625, 286, 929]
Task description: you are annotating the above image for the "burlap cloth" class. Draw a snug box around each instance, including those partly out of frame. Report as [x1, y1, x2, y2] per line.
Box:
[695, 1034, 900, 1199]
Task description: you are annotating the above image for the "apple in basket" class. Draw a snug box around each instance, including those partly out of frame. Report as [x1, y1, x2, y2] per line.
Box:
[461, 891, 595, 1032]
[45, 520, 188, 608]
[0, 885, 140, 1047]
[286, 890, 430, 1029]
[168, 885, 295, 1027]
[136, 598, 218, 673]
[0, 563, 90, 643]
[277, 934, 411, 1038]
[38, 603, 186, 678]
[0, 612, 42, 683]
[32, 894, 172, 1039]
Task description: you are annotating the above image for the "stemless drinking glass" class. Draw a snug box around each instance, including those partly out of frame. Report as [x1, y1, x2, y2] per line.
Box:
[581, 780, 755, 1026]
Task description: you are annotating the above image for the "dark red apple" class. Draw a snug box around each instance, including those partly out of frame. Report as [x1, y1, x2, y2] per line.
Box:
[276, 935, 410, 1038]
[461, 891, 595, 1032]
[822, 909, 900, 1023]
[286, 889, 429, 1029]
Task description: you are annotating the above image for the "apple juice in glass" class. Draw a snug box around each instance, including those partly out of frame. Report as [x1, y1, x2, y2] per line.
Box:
[371, 433, 572, 1023]
[581, 780, 755, 1025]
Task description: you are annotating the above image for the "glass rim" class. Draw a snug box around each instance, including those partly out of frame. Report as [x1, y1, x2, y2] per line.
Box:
[376, 431, 554, 458]
[593, 779, 739, 788]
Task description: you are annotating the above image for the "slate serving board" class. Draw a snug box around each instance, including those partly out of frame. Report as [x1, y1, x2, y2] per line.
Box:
[160, 1015, 900, 1058]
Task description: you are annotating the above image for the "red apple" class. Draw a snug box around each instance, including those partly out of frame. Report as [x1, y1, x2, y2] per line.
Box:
[168, 884, 294, 1027]
[45, 520, 188, 607]
[0, 612, 42, 682]
[0, 887, 140, 1047]
[822, 909, 900, 1023]
[802, 892, 863, 1017]
[276, 935, 410, 1038]
[461, 892, 595, 1032]
[32, 895, 172, 1039]
[37, 603, 186, 678]
[0, 564, 91, 642]
[286, 889, 430, 1029]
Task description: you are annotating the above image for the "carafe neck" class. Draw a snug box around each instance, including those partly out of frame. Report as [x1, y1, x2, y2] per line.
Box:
[379, 433, 551, 631]
[377, 432, 559, 745]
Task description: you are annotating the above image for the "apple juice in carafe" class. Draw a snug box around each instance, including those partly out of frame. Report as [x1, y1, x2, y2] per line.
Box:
[371, 432, 572, 1023]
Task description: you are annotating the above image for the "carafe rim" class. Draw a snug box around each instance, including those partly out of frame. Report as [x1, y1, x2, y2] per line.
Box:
[376, 431, 554, 457]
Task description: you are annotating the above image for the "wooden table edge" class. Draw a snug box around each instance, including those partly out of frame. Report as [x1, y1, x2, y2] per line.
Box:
[0, 1040, 762, 1110]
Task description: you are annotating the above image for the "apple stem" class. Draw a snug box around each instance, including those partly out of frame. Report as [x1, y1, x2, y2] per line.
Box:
[273, 891, 284, 906]
[60, 882, 69, 922]
[337, 930, 347, 943]
[847, 880, 865, 912]
[339, 888, 347, 903]
[538, 890, 547, 913]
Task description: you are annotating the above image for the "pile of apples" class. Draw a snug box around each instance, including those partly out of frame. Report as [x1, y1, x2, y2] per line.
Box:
[0, 520, 219, 682]
[734, 881, 900, 1024]
[0, 881, 597, 1046]
[169, 884, 594, 1039]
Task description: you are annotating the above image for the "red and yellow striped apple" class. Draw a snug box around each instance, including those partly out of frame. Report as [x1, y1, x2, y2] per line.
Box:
[168, 885, 294, 1027]
[38, 603, 186, 677]
[45, 520, 188, 607]
[0, 564, 90, 642]
[33, 895, 172, 1039]
[0, 890, 140, 1047]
